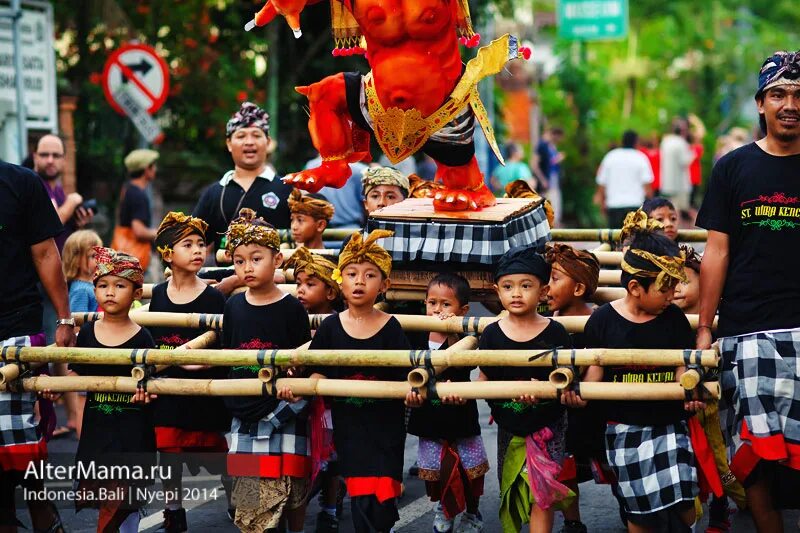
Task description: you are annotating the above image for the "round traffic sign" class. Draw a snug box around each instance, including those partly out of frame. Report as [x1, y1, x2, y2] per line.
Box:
[102, 43, 170, 116]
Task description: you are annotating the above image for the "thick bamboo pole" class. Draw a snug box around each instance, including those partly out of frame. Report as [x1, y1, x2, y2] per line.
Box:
[0, 375, 720, 400]
[407, 336, 479, 387]
[216, 247, 337, 265]
[258, 341, 311, 383]
[3, 345, 718, 368]
[131, 331, 219, 381]
[549, 229, 708, 243]
[0, 364, 20, 384]
[679, 369, 704, 390]
[73, 311, 716, 335]
[548, 367, 575, 390]
[598, 270, 622, 285]
[593, 251, 623, 266]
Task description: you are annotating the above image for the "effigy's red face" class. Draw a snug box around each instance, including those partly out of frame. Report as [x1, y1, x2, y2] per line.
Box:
[354, 0, 462, 115]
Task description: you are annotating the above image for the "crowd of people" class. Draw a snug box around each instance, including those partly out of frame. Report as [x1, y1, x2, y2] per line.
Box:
[0, 50, 797, 533]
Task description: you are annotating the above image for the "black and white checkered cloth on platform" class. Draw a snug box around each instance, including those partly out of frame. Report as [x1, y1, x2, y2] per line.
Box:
[719, 328, 800, 456]
[0, 336, 43, 448]
[605, 421, 697, 514]
[228, 400, 309, 458]
[367, 204, 551, 267]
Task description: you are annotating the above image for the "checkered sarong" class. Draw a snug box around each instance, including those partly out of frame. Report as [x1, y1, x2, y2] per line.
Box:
[605, 421, 697, 514]
[367, 203, 551, 267]
[719, 328, 800, 469]
[0, 335, 46, 470]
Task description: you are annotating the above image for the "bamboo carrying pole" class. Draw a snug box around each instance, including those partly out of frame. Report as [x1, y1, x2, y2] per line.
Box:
[406, 336, 479, 388]
[73, 311, 717, 335]
[216, 247, 337, 265]
[130, 331, 219, 381]
[1, 345, 718, 369]
[0, 375, 720, 400]
[593, 251, 624, 266]
[598, 270, 622, 285]
[0, 364, 21, 385]
[257, 341, 311, 383]
[679, 369, 704, 390]
[548, 367, 575, 390]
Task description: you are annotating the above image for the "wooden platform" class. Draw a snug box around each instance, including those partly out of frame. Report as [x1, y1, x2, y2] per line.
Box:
[371, 197, 542, 223]
[391, 270, 496, 293]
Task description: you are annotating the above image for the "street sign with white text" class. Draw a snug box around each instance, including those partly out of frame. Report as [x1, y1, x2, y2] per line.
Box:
[557, 0, 629, 41]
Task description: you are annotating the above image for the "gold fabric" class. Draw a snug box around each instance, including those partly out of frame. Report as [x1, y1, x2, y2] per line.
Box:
[288, 189, 335, 221]
[407, 174, 444, 199]
[93, 246, 144, 287]
[619, 209, 664, 244]
[364, 34, 521, 165]
[621, 249, 689, 291]
[225, 208, 280, 253]
[545, 244, 600, 297]
[155, 211, 208, 258]
[335, 229, 394, 280]
[284, 247, 341, 297]
[361, 166, 409, 196]
[503, 179, 555, 227]
[232, 476, 309, 533]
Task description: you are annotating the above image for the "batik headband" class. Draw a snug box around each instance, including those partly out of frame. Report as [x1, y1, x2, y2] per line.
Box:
[361, 167, 409, 197]
[284, 247, 341, 296]
[92, 246, 144, 287]
[224, 208, 280, 253]
[757, 50, 800, 97]
[288, 189, 335, 221]
[155, 211, 208, 259]
[333, 229, 394, 283]
[545, 243, 600, 297]
[226, 102, 270, 137]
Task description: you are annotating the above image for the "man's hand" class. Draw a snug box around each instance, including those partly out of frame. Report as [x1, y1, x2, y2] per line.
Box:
[65, 192, 83, 208]
[696, 327, 713, 350]
[55, 324, 76, 347]
[405, 390, 424, 408]
[73, 206, 93, 229]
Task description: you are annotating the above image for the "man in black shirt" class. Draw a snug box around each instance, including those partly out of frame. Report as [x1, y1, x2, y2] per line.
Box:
[193, 102, 292, 293]
[696, 50, 800, 530]
[0, 161, 75, 531]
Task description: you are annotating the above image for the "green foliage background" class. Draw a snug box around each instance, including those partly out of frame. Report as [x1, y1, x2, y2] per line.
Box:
[52, 0, 799, 225]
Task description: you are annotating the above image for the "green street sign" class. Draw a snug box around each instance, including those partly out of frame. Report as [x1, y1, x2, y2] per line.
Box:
[557, 0, 629, 41]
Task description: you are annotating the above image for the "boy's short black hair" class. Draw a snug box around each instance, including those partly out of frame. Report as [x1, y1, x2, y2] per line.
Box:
[641, 196, 676, 216]
[427, 273, 471, 307]
[621, 231, 681, 291]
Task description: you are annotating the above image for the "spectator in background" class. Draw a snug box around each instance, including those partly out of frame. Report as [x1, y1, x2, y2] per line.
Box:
[110, 149, 159, 272]
[659, 118, 696, 221]
[491, 143, 533, 192]
[687, 114, 706, 208]
[639, 132, 661, 195]
[33, 134, 93, 252]
[594, 130, 654, 229]
[536, 126, 565, 225]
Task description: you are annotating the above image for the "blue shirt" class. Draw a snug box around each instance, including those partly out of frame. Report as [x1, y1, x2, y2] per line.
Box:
[69, 280, 97, 313]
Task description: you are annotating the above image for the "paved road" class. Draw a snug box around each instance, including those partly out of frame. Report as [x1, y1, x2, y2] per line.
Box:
[14, 404, 799, 532]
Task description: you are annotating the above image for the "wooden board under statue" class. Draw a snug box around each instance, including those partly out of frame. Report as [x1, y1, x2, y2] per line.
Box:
[367, 197, 552, 301]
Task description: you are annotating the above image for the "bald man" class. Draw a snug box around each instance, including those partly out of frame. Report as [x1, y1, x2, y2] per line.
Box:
[32, 134, 92, 251]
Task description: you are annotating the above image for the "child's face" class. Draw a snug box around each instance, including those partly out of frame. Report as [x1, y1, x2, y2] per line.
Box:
[364, 185, 404, 213]
[495, 273, 548, 317]
[425, 283, 468, 318]
[167, 235, 207, 273]
[295, 271, 335, 313]
[674, 267, 700, 312]
[340, 262, 388, 307]
[649, 206, 679, 241]
[83, 248, 98, 277]
[290, 213, 325, 245]
[547, 264, 584, 312]
[232, 244, 282, 289]
[94, 275, 141, 315]
[631, 279, 676, 315]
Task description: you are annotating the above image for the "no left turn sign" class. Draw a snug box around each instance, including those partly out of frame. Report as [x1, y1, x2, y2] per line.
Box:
[102, 43, 169, 116]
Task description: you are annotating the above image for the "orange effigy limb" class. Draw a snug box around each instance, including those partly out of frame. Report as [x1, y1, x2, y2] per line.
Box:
[245, 0, 324, 37]
[275, 0, 521, 211]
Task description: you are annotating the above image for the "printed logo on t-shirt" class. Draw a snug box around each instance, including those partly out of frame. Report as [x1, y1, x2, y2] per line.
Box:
[740, 192, 800, 231]
[157, 334, 190, 349]
[262, 192, 280, 210]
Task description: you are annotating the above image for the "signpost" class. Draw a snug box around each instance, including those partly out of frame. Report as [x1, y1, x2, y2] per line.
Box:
[557, 0, 629, 41]
[102, 43, 169, 143]
[0, 0, 57, 131]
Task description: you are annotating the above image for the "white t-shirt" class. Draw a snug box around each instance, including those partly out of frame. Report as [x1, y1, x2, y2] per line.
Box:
[596, 148, 654, 208]
[659, 134, 694, 194]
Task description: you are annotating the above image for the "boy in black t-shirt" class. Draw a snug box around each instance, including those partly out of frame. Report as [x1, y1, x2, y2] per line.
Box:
[149, 212, 229, 532]
[479, 246, 574, 533]
[288, 188, 335, 250]
[407, 273, 489, 533]
[564, 211, 704, 532]
[222, 208, 312, 533]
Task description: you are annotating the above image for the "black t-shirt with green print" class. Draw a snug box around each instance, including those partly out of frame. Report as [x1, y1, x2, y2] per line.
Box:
[479, 320, 571, 437]
[696, 142, 800, 337]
